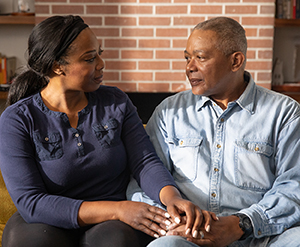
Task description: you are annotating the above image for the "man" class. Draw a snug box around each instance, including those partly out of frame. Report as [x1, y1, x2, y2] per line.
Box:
[127, 17, 300, 246]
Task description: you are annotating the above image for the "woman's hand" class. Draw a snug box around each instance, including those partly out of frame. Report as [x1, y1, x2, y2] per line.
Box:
[116, 201, 172, 238]
[159, 186, 218, 237]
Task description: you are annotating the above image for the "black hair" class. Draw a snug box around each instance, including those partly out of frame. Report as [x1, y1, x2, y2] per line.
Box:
[7, 15, 88, 106]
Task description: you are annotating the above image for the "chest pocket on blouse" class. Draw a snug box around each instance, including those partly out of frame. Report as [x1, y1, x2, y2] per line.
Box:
[234, 140, 274, 192]
[167, 137, 202, 182]
[92, 118, 120, 148]
[33, 132, 63, 161]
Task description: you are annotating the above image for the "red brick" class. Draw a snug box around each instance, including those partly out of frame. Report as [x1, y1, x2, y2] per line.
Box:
[104, 82, 137, 92]
[172, 61, 186, 70]
[52, 5, 84, 14]
[139, 61, 170, 70]
[257, 72, 272, 81]
[105, 17, 136, 26]
[156, 50, 185, 59]
[138, 83, 170, 92]
[139, 0, 171, 3]
[71, 0, 103, 2]
[121, 6, 153, 14]
[260, 5, 275, 14]
[247, 39, 273, 48]
[191, 5, 223, 14]
[122, 28, 154, 37]
[243, 0, 274, 2]
[35, 5, 50, 14]
[208, 0, 239, 2]
[139, 17, 171, 26]
[245, 28, 258, 37]
[36, 0, 66, 2]
[105, 61, 136, 70]
[156, 5, 187, 14]
[258, 50, 273, 59]
[173, 39, 188, 48]
[174, 17, 205, 26]
[92, 28, 119, 37]
[139, 40, 170, 48]
[242, 17, 274, 26]
[156, 28, 188, 37]
[101, 50, 119, 59]
[155, 72, 186, 81]
[246, 61, 272, 70]
[225, 5, 257, 14]
[259, 28, 274, 37]
[246, 50, 256, 59]
[105, 0, 136, 2]
[104, 39, 136, 48]
[122, 72, 153, 81]
[87, 5, 118, 14]
[103, 71, 120, 81]
[122, 50, 153, 59]
[174, 0, 205, 2]
[83, 17, 103, 26]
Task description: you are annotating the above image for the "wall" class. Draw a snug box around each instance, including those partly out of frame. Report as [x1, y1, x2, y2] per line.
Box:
[35, 0, 275, 92]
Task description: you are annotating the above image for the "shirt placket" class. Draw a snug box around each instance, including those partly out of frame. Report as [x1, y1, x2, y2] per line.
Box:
[209, 115, 225, 215]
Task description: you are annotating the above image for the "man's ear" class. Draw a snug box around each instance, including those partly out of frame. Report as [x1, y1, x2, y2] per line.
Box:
[231, 52, 245, 72]
[52, 62, 65, 76]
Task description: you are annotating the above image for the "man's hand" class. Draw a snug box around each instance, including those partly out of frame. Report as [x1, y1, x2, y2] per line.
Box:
[167, 215, 244, 247]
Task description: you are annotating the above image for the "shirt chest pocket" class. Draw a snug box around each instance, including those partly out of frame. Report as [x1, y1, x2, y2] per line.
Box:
[33, 132, 63, 161]
[234, 140, 275, 192]
[167, 137, 203, 182]
[92, 119, 120, 148]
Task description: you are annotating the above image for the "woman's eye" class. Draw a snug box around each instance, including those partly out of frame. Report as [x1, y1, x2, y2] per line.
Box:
[86, 57, 96, 63]
[98, 49, 104, 56]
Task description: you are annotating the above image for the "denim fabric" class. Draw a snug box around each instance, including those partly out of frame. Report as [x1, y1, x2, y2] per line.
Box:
[127, 72, 300, 246]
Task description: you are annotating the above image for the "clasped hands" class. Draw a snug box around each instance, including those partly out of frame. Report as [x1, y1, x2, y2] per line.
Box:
[119, 199, 243, 247]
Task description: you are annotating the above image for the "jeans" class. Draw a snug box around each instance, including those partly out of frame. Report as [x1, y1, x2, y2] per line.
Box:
[147, 226, 300, 247]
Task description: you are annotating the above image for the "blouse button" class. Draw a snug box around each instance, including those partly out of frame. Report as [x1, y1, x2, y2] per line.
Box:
[77, 143, 82, 147]
[104, 125, 108, 130]
[45, 137, 49, 141]
[255, 146, 259, 151]
[75, 133, 79, 138]
[211, 192, 217, 198]
[217, 144, 221, 149]
[214, 168, 219, 172]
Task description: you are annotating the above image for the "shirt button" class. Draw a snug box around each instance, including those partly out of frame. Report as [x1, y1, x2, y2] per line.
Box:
[104, 125, 108, 130]
[211, 192, 217, 198]
[45, 137, 49, 141]
[214, 168, 219, 172]
[75, 133, 79, 138]
[77, 143, 82, 147]
[255, 146, 260, 151]
[220, 118, 224, 122]
[257, 230, 262, 235]
[180, 140, 184, 146]
[217, 144, 221, 149]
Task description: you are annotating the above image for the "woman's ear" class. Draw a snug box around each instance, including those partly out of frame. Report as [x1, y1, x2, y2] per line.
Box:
[231, 52, 245, 72]
[52, 62, 65, 76]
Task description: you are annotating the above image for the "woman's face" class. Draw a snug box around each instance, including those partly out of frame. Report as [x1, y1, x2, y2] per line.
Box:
[59, 28, 104, 93]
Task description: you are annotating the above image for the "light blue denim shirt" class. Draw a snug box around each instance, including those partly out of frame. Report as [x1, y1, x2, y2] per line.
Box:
[127, 72, 300, 245]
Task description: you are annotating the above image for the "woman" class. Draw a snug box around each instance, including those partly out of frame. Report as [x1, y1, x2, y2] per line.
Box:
[0, 15, 212, 247]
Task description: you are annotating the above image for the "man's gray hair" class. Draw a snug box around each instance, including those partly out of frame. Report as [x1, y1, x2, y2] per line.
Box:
[193, 17, 247, 59]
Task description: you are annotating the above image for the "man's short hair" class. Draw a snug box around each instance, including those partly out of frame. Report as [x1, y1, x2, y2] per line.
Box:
[193, 17, 247, 59]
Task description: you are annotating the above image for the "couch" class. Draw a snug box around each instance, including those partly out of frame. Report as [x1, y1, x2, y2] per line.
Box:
[0, 170, 17, 247]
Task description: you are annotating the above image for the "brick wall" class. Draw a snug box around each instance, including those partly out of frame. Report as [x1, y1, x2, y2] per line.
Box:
[35, 0, 275, 92]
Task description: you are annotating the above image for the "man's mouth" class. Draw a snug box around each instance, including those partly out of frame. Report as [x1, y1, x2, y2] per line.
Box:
[189, 78, 203, 86]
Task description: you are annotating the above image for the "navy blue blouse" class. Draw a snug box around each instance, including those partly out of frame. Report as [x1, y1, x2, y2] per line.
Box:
[0, 86, 176, 229]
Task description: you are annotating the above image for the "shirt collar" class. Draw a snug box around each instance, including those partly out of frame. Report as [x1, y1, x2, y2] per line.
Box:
[196, 71, 256, 114]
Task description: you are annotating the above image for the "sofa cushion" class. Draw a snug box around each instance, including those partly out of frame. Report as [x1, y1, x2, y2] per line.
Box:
[0, 170, 17, 246]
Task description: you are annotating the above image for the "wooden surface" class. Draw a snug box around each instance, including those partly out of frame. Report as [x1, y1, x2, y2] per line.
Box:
[0, 15, 35, 25]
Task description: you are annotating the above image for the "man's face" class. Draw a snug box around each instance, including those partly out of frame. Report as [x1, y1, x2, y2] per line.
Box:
[185, 29, 233, 98]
